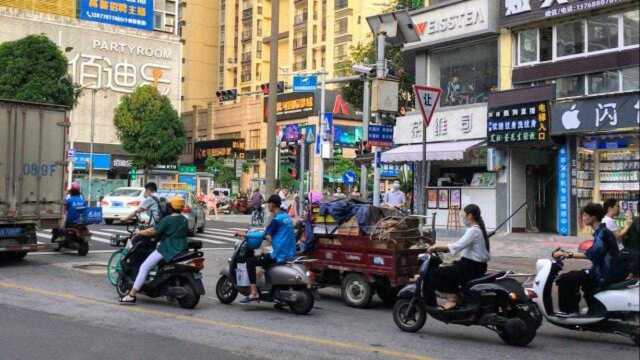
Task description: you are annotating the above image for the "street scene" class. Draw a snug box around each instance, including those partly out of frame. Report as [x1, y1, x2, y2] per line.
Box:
[0, 0, 639, 359]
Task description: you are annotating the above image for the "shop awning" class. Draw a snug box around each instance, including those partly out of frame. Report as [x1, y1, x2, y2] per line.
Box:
[381, 140, 485, 163]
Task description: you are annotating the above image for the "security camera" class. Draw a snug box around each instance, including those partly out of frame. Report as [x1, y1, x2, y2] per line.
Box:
[352, 64, 375, 74]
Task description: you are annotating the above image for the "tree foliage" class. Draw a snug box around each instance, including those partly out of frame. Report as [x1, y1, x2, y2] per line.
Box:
[113, 85, 186, 171]
[340, 1, 415, 113]
[205, 157, 236, 188]
[0, 35, 76, 107]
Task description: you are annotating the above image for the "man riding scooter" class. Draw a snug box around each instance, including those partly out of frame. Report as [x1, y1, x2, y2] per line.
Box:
[240, 194, 296, 304]
[125, 182, 161, 226]
[553, 203, 628, 316]
[119, 196, 190, 305]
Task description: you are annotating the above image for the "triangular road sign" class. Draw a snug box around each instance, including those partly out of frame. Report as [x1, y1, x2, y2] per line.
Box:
[413, 85, 442, 127]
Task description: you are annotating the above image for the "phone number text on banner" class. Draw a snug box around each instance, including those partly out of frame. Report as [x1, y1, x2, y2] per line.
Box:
[79, 0, 154, 31]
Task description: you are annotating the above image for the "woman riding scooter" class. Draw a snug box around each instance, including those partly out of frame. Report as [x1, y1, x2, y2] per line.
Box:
[425, 204, 491, 310]
[119, 196, 189, 305]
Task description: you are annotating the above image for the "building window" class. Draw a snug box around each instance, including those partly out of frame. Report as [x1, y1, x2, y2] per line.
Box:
[336, 17, 348, 35]
[518, 29, 537, 64]
[556, 20, 585, 57]
[249, 129, 261, 149]
[587, 14, 619, 52]
[517, 11, 639, 66]
[588, 70, 619, 95]
[556, 76, 585, 98]
[622, 67, 639, 91]
[335, 44, 346, 61]
[430, 41, 498, 107]
[623, 9, 639, 46]
[335, 0, 348, 10]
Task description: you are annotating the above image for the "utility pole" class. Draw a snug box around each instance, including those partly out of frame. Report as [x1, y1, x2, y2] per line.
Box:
[317, 72, 326, 193]
[265, 0, 279, 196]
[298, 127, 306, 214]
[360, 78, 370, 198]
[372, 33, 386, 207]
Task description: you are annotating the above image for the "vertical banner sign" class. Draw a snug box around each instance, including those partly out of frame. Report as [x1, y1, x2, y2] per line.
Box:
[413, 85, 443, 126]
[557, 143, 571, 236]
[79, 0, 155, 31]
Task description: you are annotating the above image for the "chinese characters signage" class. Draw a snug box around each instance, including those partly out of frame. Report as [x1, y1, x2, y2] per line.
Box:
[556, 143, 570, 235]
[488, 102, 550, 145]
[500, 0, 634, 28]
[368, 125, 394, 148]
[269, 92, 315, 121]
[194, 139, 246, 165]
[79, 0, 154, 31]
[551, 93, 640, 135]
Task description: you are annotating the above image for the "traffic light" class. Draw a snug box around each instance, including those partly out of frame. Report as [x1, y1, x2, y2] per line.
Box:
[216, 89, 237, 101]
[260, 81, 285, 95]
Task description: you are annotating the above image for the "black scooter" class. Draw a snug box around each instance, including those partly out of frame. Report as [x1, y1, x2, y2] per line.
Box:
[392, 250, 542, 346]
[51, 224, 90, 256]
[115, 236, 206, 309]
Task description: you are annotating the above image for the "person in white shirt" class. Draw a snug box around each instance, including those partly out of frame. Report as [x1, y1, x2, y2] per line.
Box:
[425, 204, 491, 310]
[383, 181, 406, 208]
[602, 198, 633, 244]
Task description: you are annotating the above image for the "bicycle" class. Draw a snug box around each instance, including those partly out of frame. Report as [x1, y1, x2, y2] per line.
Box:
[251, 205, 265, 226]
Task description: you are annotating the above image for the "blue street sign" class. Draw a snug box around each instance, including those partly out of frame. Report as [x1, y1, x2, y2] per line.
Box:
[368, 125, 394, 148]
[315, 134, 321, 155]
[342, 170, 357, 185]
[322, 113, 334, 141]
[293, 75, 318, 92]
[73, 152, 112, 170]
[68, 148, 76, 158]
[79, 0, 154, 31]
[556, 144, 571, 235]
[375, 150, 381, 168]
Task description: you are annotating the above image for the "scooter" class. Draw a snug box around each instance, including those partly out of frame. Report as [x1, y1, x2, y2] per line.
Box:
[527, 246, 640, 346]
[51, 224, 90, 256]
[215, 233, 315, 315]
[393, 251, 542, 346]
[114, 236, 206, 309]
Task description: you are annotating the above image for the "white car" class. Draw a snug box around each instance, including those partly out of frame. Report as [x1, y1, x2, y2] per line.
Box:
[101, 187, 145, 225]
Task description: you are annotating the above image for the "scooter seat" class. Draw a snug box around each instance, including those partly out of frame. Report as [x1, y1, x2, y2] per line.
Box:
[604, 279, 638, 291]
[465, 272, 506, 288]
[188, 240, 203, 250]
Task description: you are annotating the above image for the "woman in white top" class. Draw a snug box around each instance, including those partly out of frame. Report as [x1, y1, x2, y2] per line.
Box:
[426, 204, 491, 309]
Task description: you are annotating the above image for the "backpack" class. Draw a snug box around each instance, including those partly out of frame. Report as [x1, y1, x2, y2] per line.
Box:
[152, 196, 170, 222]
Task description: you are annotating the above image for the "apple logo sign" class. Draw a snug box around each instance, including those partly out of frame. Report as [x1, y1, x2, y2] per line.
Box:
[562, 105, 581, 130]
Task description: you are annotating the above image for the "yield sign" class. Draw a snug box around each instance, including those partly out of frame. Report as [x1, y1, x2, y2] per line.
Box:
[413, 85, 442, 127]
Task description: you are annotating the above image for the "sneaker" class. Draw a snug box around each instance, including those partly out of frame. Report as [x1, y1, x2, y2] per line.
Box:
[239, 296, 259, 304]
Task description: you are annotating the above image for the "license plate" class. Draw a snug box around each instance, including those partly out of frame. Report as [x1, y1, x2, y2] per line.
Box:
[112, 201, 123, 207]
[0, 227, 23, 237]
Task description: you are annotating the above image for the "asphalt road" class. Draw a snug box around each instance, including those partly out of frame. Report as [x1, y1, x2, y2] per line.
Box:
[1, 219, 638, 360]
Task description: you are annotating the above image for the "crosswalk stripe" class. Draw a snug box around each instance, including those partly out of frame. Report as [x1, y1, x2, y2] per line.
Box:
[190, 236, 224, 245]
[37, 232, 112, 245]
[99, 229, 130, 235]
[196, 232, 237, 243]
[204, 227, 236, 235]
[229, 227, 250, 231]
[89, 230, 118, 238]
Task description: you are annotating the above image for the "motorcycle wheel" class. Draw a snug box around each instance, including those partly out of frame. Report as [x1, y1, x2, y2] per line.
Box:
[77, 241, 89, 256]
[289, 289, 314, 315]
[498, 314, 538, 347]
[215, 275, 238, 304]
[116, 275, 131, 298]
[342, 273, 373, 308]
[393, 298, 427, 333]
[177, 283, 200, 309]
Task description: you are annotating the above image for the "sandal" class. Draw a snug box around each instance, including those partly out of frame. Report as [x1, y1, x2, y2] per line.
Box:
[119, 295, 137, 305]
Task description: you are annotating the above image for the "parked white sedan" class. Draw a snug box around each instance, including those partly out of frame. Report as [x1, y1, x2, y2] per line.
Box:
[101, 187, 145, 225]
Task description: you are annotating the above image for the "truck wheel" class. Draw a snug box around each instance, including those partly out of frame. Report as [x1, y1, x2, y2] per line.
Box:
[342, 273, 373, 308]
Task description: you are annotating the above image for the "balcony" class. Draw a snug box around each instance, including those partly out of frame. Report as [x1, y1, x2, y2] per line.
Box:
[242, 30, 253, 41]
[294, 13, 308, 26]
[241, 74, 252, 83]
[242, 8, 253, 20]
[293, 61, 307, 72]
[293, 38, 308, 50]
[241, 53, 252, 63]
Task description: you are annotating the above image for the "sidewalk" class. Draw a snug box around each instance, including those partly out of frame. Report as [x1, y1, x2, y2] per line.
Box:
[435, 230, 588, 260]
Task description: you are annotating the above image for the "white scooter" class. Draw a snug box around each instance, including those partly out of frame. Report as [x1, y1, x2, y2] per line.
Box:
[526, 245, 639, 346]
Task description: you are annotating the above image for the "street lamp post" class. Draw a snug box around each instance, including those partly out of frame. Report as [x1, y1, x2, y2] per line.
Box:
[265, 0, 280, 196]
[88, 88, 96, 205]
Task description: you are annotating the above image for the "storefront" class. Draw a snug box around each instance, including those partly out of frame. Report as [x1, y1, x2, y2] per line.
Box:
[386, 104, 496, 230]
[397, 0, 500, 228]
[487, 85, 557, 234]
[193, 139, 246, 195]
[551, 93, 640, 235]
[496, 0, 639, 235]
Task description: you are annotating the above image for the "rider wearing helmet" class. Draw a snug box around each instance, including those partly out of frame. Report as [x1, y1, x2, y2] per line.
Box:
[64, 182, 86, 227]
[119, 196, 189, 304]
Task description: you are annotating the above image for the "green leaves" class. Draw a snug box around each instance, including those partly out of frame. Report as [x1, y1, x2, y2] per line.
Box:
[113, 85, 186, 171]
[0, 35, 76, 107]
[205, 157, 235, 188]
